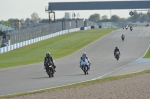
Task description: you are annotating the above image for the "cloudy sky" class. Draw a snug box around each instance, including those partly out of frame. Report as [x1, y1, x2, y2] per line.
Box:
[0, 0, 148, 20]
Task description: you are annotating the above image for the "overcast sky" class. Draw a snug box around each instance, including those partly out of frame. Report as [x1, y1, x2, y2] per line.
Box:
[0, 0, 148, 21]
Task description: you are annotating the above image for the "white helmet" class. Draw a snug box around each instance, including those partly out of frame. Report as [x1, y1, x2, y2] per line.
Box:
[82, 52, 86, 56]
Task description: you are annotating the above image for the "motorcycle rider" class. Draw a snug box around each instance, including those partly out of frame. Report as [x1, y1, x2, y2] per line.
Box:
[125, 25, 128, 30]
[44, 52, 56, 72]
[121, 34, 125, 40]
[130, 26, 133, 30]
[80, 52, 91, 73]
[114, 47, 121, 57]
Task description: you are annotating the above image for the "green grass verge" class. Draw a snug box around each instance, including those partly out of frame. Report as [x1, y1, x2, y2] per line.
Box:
[143, 48, 150, 58]
[1, 69, 150, 98]
[0, 28, 117, 69]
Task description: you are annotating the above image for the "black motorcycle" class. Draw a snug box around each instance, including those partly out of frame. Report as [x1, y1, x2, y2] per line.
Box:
[115, 51, 120, 61]
[121, 36, 125, 41]
[46, 65, 54, 78]
[130, 27, 133, 31]
[45, 60, 55, 78]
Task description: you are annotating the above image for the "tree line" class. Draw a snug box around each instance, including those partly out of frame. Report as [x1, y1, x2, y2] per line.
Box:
[0, 12, 79, 29]
[0, 12, 41, 29]
[1, 10, 150, 29]
[89, 10, 150, 22]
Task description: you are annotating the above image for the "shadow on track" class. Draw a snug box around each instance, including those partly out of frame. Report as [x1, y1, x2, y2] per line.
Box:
[31, 77, 49, 79]
[65, 74, 87, 76]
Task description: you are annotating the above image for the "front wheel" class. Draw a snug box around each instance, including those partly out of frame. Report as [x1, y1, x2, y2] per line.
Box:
[116, 55, 119, 61]
[48, 67, 54, 78]
[83, 66, 88, 75]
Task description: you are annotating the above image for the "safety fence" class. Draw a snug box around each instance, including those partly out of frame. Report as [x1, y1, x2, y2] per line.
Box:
[0, 26, 92, 54]
[6, 19, 97, 45]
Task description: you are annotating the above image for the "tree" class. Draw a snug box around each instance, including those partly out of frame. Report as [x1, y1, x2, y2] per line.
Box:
[101, 15, 108, 20]
[89, 13, 100, 21]
[110, 15, 120, 22]
[14, 19, 20, 29]
[131, 11, 141, 21]
[20, 19, 25, 23]
[40, 19, 50, 23]
[8, 19, 13, 27]
[120, 18, 126, 22]
[141, 14, 149, 21]
[0, 20, 5, 25]
[8, 18, 21, 28]
[31, 12, 41, 23]
[147, 10, 150, 18]
[5, 21, 10, 26]
[25, 18, 31, 23]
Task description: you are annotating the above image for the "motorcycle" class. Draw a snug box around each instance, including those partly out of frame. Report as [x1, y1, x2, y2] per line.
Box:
[81, 65, 89, 75]
[80, 59, 90, 75]
[46, 65, 54, 78]
[125, 25, 128, 30]
[45, 62, 54, 78]
[121, 36, 125, 41]
[130, 27, 133, 31]
[115, 51, 120, 61]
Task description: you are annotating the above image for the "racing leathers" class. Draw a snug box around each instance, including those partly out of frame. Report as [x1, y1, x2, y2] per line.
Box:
[80, 56, 91, 71]
[114, 48, 120, 57]
[44, 56, 56, 72]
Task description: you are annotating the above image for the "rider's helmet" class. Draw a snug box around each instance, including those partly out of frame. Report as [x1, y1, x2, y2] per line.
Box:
[115, 47, 118, 49]
[46, 52, 50, 57]
[82, 52, 86, 57]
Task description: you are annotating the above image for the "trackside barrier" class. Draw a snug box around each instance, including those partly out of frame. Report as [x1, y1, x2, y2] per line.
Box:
[0, 27, 91, 54]
[80, 26, 92, 30]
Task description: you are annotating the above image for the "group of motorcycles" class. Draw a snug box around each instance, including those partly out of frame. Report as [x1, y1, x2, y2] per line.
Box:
[115, 26, 133, 61]
[46, 26, 134, 77]
[45, 58, 91, 77]
[46, 60, 90, 77]
[123, 26, 133, 31]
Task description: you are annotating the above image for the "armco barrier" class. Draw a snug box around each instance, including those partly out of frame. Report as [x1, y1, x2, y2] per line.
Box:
[80, 26, 91, 30]
[0, 28, 81, 54]
[0, 48, 3, 53]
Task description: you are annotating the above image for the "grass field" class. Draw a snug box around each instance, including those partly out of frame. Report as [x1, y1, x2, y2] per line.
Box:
[143, 48, 150, 58]
[0, 28, 117, 69]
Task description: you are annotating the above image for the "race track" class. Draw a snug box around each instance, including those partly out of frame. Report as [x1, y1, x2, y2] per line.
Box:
[0, 27, 150, 96]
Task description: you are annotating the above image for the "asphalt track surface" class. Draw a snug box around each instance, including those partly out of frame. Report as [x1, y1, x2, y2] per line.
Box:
[0, 27, 150, 96]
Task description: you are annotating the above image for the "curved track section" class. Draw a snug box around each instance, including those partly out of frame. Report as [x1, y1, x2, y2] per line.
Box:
[0, 27, 150, 96]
